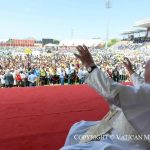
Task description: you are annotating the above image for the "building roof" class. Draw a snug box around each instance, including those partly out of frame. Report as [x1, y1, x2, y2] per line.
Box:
[134, 18, 150, 28]
[121, 29, 147, 35]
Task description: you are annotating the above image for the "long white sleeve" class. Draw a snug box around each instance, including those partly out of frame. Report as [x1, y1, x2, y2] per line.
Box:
[85, 68, 121, 103]
[85, 68, 150, 138]
[131, 73, 144, 86]
[119, 83, 150, 138]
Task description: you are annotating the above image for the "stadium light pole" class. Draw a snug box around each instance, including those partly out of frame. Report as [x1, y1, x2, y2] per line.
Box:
[105, 0, 112, 49]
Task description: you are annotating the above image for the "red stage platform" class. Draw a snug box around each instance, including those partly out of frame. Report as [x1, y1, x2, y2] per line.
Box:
[0, 85, 110, 150]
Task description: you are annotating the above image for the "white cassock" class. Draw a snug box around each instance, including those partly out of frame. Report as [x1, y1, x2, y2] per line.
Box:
[60, 68, 150, 150]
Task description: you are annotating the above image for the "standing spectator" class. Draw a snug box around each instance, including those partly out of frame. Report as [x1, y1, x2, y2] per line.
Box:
[49, 66, 53, 84]
[59, 68, 66, 85]
[112, 67, 120, 82]
[11, 69, 17, 87]
[20, 71, 26, 87]
[24, 69, 29, 87]
[66, 65, 72, 85]
[0, 71, 5, 87]
[15, 72, 22, 87]
[77, 67, 85, 84]
[28, 71, 37, 87]
[40, 67, 47, 86]
[34, 66, 40, 86]
[70, 64, 75, 84]
[46, 68, 51, 85]
[4, 69, 14, 88]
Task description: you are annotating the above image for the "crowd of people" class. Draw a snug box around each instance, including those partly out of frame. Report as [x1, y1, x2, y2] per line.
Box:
[110, 41, 150, 51]
[0, 49, 88, 88]
[0, 45, 150, 88]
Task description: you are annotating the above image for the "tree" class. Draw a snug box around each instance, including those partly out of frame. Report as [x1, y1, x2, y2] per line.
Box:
[108, 38, 119, 47]
[53, 39, 60, 44]
[6, 39, 14, 44]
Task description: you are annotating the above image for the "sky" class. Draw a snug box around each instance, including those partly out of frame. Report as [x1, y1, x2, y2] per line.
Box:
[0, 0, 150, 40]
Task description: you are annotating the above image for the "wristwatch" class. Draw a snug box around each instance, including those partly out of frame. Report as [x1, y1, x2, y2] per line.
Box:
[87, 65, 97, 73]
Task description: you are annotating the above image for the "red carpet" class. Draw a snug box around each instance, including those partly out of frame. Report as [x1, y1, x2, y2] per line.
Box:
[0, 85, 110, 150]
[121, 82, 133, 86]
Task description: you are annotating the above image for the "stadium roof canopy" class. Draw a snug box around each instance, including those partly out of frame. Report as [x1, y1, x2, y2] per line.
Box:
[134, 18, 150, 28]
[59, 39, 104, 47]
[121, 28, 147, 35]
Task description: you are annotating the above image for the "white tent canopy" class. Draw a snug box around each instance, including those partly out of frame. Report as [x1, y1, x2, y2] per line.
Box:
[32, 51, 41, 56]
[44, 43, 58, 47]
[59, 39, 104, 48]
[134, 18, 150, 28]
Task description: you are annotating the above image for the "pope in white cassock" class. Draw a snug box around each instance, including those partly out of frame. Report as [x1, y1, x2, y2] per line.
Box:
[61, 45, 150, 150]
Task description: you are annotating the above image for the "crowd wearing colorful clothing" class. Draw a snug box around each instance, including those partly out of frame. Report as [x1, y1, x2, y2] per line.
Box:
[0, 48, 149, 88]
